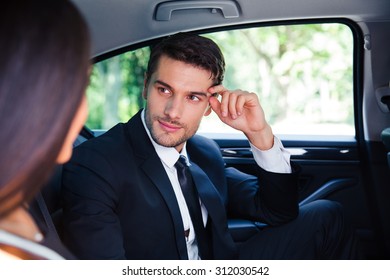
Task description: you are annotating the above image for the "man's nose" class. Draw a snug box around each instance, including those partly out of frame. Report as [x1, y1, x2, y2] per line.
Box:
[164, 96, 183, 119]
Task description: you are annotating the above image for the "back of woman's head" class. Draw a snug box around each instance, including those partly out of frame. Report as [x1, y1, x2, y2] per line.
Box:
[0, 0, 91, 218]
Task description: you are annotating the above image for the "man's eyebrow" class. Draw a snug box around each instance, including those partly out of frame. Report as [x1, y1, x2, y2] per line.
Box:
[154, 79, 210, 97]
[154, 80, 173, 91]
[191, 91, 209, 98]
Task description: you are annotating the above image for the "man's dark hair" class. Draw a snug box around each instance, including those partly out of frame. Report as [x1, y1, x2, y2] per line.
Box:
[145, 32, 225, 86]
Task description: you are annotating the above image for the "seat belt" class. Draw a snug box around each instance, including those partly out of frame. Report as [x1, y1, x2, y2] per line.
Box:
[35, 192, 61, 242]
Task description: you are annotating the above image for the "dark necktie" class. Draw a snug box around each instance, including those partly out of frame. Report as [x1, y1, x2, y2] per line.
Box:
[175, 156, 211, 259]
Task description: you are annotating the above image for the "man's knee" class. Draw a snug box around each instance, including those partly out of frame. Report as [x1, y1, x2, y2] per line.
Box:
[299, 199, 344, 226]
[300, 199, 359, 259]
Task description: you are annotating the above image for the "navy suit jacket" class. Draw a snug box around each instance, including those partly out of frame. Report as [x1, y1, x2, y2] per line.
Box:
[61, 110, 300, 259]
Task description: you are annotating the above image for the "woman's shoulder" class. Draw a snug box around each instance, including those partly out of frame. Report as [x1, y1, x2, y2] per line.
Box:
[0, 230, 64, 260]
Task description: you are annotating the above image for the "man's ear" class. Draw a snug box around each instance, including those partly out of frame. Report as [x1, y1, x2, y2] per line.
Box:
[142, 73, 148, 99]
[142, 87, 147, 100]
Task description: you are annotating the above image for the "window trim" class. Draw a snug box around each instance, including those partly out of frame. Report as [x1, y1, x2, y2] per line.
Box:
[89, 18, 363, 143]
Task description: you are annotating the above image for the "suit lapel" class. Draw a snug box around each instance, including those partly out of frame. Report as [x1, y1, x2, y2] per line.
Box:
[126, 111, 188, 259]
[140, 158, 188, 259]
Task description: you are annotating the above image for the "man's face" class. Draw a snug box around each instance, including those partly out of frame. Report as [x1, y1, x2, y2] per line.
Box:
[143, 55, 213, 152]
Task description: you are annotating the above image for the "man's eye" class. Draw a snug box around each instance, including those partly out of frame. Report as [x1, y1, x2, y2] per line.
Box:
[158, 87, 171, 95]
[188, 95, 200, 102]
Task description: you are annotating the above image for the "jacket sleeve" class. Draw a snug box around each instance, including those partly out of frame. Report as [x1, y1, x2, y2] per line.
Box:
[61, 145, 126, 259]
[226, 162, 301, 226]
[187, 134, 300, 226]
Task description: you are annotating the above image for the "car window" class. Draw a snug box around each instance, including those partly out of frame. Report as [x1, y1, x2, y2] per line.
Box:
[87, 22, 354, 138]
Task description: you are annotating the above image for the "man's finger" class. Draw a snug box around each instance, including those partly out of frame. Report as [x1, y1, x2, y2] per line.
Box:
[209, 84, 226, 95]
[228, 92, 238, 119]
[209, 95, 222, 118]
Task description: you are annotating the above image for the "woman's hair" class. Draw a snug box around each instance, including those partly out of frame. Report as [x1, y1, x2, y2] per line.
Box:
[0, 0, 91, 218]
[145, 32, 225, 86]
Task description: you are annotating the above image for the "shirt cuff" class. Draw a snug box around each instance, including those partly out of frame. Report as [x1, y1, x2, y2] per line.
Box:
[250, 136, 292, 173]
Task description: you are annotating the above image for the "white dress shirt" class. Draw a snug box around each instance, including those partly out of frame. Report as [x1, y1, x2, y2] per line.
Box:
[141, 110, 291, 259]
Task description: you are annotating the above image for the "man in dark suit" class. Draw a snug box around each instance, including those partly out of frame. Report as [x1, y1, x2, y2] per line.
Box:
[61, 33, 357, 259]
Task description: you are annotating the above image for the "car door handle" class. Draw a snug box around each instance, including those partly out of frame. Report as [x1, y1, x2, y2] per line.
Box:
[155, 0, 240, 21]
[221, 148, 253, 158]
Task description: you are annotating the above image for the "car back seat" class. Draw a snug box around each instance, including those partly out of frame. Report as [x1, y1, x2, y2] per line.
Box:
[29, 126, 94, 258]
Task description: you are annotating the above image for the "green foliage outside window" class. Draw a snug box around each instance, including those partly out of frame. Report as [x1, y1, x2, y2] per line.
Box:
[86, 23, 353, 136]
[86, 47, 149, 129]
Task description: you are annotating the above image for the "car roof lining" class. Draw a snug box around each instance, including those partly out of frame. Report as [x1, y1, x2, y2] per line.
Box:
[71, 0, 390, 141]
[71, 0, 390, 57]
[92, 17, 358, 63]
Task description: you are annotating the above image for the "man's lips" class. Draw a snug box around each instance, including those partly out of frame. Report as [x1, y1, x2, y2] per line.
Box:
[158, 120, 181, 132]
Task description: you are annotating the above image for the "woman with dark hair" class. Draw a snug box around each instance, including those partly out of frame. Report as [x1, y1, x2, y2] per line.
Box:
[0, 0, 91, 259]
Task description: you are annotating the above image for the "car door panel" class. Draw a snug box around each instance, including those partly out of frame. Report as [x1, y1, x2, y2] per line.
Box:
[214, 137, 381, 258]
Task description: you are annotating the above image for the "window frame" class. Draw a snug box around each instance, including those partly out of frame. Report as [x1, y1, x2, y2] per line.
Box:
[88, 18, 363, 145]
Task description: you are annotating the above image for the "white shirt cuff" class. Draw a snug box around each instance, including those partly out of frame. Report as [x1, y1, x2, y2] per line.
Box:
[250, 136, 292, 173]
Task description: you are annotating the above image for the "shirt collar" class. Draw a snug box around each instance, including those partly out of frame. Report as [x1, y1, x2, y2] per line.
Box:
[141, 109, 189, 168]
